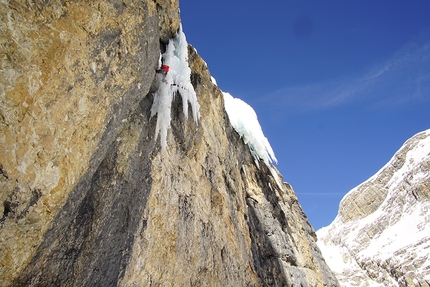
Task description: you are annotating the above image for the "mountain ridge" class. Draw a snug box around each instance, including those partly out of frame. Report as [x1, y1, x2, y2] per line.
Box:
[317, 129, 430, 286]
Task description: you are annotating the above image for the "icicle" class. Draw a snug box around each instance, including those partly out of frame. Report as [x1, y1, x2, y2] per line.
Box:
[150, 24, 200, 149]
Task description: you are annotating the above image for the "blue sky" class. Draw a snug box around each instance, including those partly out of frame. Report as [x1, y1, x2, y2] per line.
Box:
[180, 1, 430, 230]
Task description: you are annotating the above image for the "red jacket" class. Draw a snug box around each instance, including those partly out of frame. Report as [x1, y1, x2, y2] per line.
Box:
[157, 65, 169, 75]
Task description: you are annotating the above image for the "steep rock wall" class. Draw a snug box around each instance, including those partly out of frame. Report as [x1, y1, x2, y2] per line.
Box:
[1, 1, 338, 286]
[1, 0, 179, 284]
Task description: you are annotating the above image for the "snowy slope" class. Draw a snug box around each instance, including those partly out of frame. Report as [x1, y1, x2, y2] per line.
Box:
[317, 129, 430, 286]
[222, 92, 277, 166]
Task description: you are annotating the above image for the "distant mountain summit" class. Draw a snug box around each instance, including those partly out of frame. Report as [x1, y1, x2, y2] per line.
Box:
[317, 129, 430, 286]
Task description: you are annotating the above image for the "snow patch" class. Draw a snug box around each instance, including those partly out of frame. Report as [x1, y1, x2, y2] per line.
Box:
[210, 76, 217, 86]
[222, 92, 277, 166]
[386, 130, 430, 189]
[150, 25, 200, 149]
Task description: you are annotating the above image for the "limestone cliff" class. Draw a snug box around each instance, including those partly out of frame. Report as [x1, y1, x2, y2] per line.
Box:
[0, 1, 338, 286]
[317, 129, 430, 286]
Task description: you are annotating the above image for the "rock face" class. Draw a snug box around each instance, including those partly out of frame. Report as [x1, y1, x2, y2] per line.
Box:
[317, 129, 430, 286]
[1, 1, 338, 286]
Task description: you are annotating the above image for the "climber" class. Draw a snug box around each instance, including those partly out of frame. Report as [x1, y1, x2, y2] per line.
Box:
[156, 64, 169, 84]
[156, 64, 169, 76]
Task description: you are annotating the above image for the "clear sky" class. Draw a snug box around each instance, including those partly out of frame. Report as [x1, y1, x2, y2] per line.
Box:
[179, 1, 430, 230]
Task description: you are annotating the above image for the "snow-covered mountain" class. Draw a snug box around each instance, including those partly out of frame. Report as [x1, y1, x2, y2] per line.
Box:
[317, 129, 430, 286]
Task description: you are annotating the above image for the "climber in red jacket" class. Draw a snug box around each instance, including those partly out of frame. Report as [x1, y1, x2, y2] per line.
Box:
[157, 65, 169, 76]
[156, 64, 169, 84]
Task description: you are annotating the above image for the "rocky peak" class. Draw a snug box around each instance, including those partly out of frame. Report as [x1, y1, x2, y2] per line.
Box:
[1, 1, 338, 286]
[317, 129, 430, 286]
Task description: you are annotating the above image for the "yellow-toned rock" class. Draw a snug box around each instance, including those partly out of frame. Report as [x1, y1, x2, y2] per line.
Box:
[1, 1, 337, 286]
[1, 0, 179, 285]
